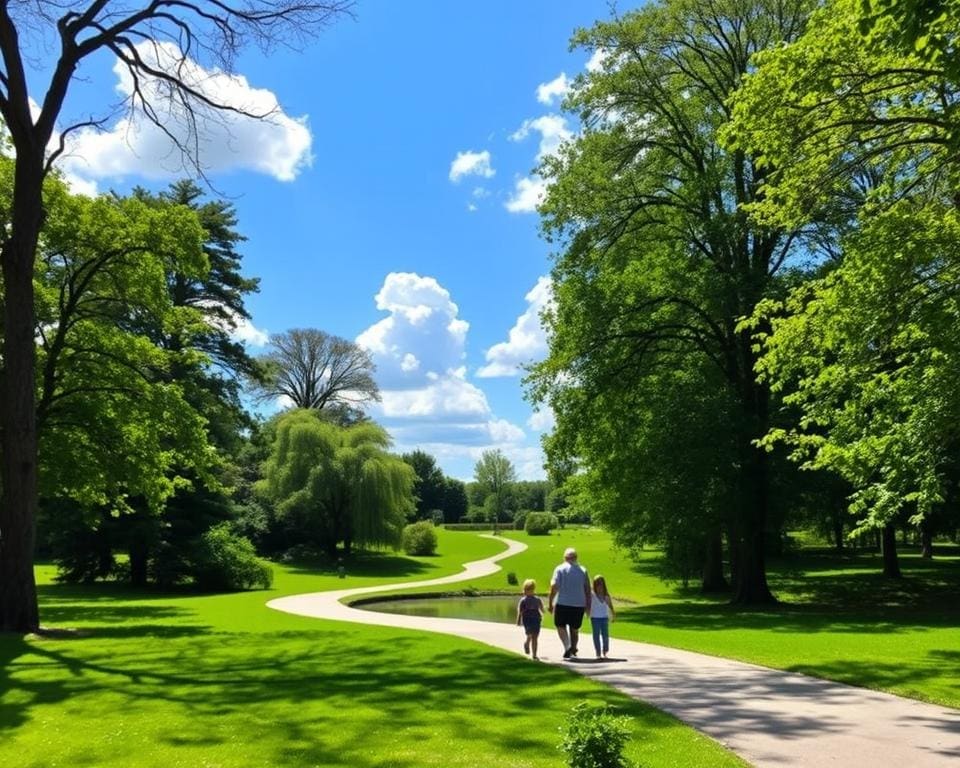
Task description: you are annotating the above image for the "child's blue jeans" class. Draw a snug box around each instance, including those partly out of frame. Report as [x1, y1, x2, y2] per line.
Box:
[591, 617, 609, 655]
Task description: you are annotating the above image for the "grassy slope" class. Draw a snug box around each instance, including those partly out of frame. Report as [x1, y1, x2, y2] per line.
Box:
[422, 529, 960, 709]
[0, 530, 742, 768]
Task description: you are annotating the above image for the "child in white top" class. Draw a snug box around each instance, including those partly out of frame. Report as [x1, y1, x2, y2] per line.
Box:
[589, 574, 615, 658]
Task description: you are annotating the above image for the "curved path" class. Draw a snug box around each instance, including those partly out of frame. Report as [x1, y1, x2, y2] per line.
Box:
[269, 535, 960, 767]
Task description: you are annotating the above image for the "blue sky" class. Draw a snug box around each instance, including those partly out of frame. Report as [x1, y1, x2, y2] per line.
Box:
[37, 0, 615, 481]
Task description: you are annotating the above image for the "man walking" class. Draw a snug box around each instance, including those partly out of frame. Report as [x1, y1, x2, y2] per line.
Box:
[548, 547, 591, 659]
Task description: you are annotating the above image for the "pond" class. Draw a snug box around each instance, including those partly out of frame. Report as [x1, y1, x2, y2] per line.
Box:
[355, 595, 518, 624]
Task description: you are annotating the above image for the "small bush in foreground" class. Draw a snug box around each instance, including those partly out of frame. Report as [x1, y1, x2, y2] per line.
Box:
[193, 524, 273, 590]
[559, 703, 633, 768]
[525, 512, 558, 536]
[402, 520, 438, 555]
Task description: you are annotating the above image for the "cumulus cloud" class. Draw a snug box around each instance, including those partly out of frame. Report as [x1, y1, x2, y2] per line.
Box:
[505, 176, 548, 214]
[355, 272, 535, 477]
[586, 47, 610, 73]
[510, 114, 573, 161]
[527, 407, 555, 432]
[356, 272, 469, 390]
[536, 72, 571, 105]
[505, 115, 571, 214]
[58, 41, 312, 185]
[478, 276, 552, 376]
[449, 149, 495, 182]
[230, 316, 270, 347]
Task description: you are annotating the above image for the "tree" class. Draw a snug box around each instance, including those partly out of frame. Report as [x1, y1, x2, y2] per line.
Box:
[401, 450, 446, 520]
[473, 450, 516, 534]
[529, 0, 816, 604]
[747, 201, 960, 576]
[0, 0, 352, 633]
[442, 477, 469, 523]
[255, 328, 380, 415]
[259, 410, 414, 556]
[727, 0, 960, 574]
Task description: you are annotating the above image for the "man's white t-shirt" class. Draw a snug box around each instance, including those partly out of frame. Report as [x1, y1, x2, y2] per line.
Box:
[551, 561, 589, 607]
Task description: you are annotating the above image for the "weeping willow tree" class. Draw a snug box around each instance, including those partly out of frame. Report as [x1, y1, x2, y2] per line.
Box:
[259, 410, 415, 555]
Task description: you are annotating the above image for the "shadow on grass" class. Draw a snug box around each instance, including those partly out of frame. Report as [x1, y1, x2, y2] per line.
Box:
[279, 551, 432, 579]
[1, 620, 688, 767]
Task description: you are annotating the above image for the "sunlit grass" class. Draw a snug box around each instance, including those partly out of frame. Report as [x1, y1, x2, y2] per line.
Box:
[392, 528, 960, 708]
[0, 531, 743, 767]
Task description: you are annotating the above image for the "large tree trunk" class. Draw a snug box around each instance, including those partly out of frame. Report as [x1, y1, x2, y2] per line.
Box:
[881, 523, 902, 578]
[731, 346, 776, 605]
[0, 154, 44, 634]
[701, 527, 729, 593]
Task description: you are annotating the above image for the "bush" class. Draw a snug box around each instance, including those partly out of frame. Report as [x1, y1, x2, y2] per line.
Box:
[192, 524, 273, 591]
[525, 512, 559, 536]
[514, 511, 528, 531]
[559, 703, 632, 768]
[442, 523, 497, 531]
[506, 571, 518, 586]
[402, 520, 438, 555]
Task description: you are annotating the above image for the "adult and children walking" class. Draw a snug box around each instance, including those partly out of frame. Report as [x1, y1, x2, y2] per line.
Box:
[518, 546, 616, 660]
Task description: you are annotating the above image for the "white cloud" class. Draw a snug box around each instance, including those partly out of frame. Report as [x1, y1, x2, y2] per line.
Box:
[527, 407, 555, 432]
[377, 373, 490, 419]
[505, 176, 548, 214]
[509, 114, 572, 161]
[58, 41, 311, 185]
[478, 276, 553, 377]
[355, 272, 541, 478]
[537, 72, 571, 105]
[586, 47, 609, 73]
[505, 115, 571, 214]
[449, 149, 495, 182]
[356, 272, 470, 390]
[231, 316, 270, 347]
[467, 202, 478, 213]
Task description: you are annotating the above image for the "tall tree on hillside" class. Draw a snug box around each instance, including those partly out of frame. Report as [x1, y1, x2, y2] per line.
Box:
[255, 329, 380, 417]
[259, 410, 414, 556]
[0, 0, 353, 633]
[529, 0, 817, 604]
[474, 450, 516, 534]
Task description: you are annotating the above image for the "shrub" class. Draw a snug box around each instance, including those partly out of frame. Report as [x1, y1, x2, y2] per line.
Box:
[442, 523, 497, 531]
[506, 571, 518, 586]
[525, 512, 559, 536]
[514, 511, 528, 530]
[402, 520, 438, 555]
[559, 703, 632, 768]
[192, 524, 273, 591]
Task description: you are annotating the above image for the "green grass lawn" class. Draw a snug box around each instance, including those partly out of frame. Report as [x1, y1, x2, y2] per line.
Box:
[407, 528, 960, 709]
[0, 530, 742, 768]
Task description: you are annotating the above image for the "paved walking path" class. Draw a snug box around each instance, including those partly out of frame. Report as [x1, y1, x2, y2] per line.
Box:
[268, 535, 960, 768]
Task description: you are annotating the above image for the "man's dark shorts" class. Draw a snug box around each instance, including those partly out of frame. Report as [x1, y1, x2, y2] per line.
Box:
[553, 603, 585, 629]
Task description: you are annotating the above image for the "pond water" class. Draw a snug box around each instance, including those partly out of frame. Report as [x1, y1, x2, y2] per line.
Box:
[355, 595, 518, 624]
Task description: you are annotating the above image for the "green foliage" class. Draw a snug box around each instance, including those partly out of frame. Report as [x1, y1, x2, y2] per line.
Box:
[401, 521, 438, 556]
[559, 703, 633, 768]
[474, 450, 517, 525]
[443, 477, 469, 523]
[525, 512, 559, 536]
[528, 0, 817, 603]
[748, 201, 960, 532]
[259, 411, 415, 555]
[192, 523, 273, 591]
[402, 449, 449, 520]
